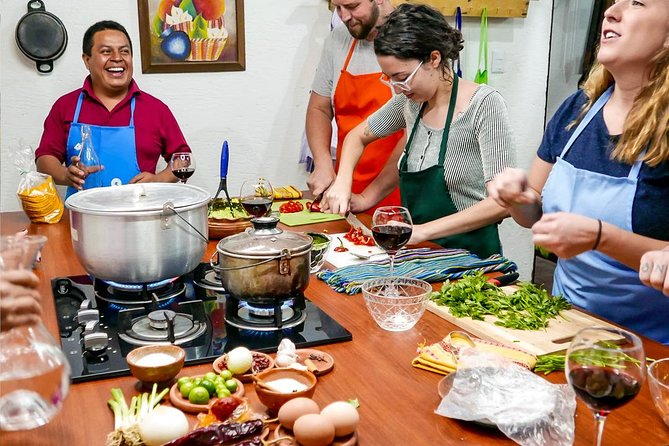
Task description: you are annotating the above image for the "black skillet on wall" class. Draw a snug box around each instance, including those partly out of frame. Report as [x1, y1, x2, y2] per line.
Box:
[15, 0, 68, 73]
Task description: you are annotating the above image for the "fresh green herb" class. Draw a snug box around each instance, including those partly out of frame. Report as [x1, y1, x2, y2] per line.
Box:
[430, 271, 571, 330]
[106, 384, 169, 446]
[534, 346, 651, 375]
[534, 354, 566, 375]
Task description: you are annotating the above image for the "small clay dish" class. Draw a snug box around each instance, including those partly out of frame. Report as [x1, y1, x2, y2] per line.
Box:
[126, 345, 185, 386]
[253, 368, 317, 415]
[274, 349, 335, 376]
[169, 375, 244, 414]
[273, 425, 358, 446]
[213, 351, 275, 383]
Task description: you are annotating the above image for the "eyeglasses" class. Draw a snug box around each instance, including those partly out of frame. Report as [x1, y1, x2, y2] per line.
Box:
[379, 61, 423, 92]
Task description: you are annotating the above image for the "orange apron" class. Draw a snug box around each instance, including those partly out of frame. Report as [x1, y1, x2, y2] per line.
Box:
[333, 40, 403, 214]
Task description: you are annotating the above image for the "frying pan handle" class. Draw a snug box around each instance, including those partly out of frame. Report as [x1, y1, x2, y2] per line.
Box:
[36, 60, 53, 73]
[220, 141, 229, 178]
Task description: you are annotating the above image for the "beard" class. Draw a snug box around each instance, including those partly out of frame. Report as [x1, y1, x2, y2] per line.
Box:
[346, 2, 380, 40]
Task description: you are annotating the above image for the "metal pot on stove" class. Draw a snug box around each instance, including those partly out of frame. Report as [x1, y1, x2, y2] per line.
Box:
[65, 183, 210, 284]
[213, 216, 312, 305]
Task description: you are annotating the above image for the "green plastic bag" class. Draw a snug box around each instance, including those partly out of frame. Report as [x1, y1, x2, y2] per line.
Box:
[474, 8, 488, 84]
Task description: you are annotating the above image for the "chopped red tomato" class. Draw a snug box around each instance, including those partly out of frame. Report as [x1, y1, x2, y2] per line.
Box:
[305, 201, 322, 212]
[279, 200, 304, 213]
[344, 227, 375, 246]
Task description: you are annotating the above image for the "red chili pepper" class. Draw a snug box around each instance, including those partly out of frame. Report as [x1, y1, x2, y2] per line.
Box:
[333, 237, 348, 252]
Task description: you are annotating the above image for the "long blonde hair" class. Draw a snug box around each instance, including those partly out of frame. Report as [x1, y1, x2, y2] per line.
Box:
[572, 47, 669, 167]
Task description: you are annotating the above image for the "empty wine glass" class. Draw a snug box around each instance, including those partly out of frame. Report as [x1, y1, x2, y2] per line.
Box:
[239, 178, 274, 220]
[371, 206, 413, 275]
[0, 235, 71, 431]
[565, 327, 645, 446]
[170, 152, 195, 183]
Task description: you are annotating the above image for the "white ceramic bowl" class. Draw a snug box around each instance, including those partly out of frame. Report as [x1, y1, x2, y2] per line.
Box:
[361, 277, 432, 331]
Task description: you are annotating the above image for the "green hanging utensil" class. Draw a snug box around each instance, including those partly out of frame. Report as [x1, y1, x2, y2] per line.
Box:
[474, 8, 488, 84]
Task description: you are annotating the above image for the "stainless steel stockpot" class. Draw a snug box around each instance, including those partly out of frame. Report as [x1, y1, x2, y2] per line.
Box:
[214, 217, 312, 305]
[65, 183, 210, 284]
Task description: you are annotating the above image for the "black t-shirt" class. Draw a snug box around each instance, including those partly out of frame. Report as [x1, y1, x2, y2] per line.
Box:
[538, 90, 669, 240]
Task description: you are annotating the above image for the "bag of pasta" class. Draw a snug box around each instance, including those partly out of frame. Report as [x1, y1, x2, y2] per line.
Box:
[15, 144, 63, 224]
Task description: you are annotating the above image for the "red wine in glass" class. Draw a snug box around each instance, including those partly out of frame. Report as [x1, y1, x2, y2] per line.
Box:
[372, 224, 412, 255]
[172, 167, 195, 181]
[241, 197, 273, 219]
[568, 367, 641, 412]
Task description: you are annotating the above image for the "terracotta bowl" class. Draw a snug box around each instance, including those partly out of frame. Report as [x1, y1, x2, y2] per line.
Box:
[253, 368, 317, 414]
[126, 345, 186, 385]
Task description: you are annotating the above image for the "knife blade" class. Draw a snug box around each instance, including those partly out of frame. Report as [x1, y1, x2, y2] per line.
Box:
[345, 212, 373, 237]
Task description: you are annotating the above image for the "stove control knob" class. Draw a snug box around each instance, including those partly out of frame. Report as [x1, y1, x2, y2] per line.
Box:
[77, 309, 99, 325]
[83, 320, 99, 336]
[83, 332, 108, 355]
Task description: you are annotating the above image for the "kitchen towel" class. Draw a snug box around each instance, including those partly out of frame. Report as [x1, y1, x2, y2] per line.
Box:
[317, 248, 517, 294]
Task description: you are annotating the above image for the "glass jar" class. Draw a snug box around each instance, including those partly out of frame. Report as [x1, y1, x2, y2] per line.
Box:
[0, 235, 71, 431]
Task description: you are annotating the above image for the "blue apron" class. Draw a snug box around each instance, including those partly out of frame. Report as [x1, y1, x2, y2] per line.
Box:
[65, 92, 141, 197]
[542, 86, 669, 344]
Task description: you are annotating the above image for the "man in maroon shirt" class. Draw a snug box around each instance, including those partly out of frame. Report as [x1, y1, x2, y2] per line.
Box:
[36, 21, 190, 194]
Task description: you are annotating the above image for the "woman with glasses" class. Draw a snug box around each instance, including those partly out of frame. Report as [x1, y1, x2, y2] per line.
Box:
[321, 3, 515, 258]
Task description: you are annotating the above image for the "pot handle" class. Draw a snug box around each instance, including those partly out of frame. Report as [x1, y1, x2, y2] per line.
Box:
[212, 249, 291, 272]
[162, 202, 208, 243]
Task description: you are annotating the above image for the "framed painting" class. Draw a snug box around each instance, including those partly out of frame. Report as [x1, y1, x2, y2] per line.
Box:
[137, 0, 245, 73]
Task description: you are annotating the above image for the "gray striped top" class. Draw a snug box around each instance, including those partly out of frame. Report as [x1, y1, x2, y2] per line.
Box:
[367, 85, 515, 212]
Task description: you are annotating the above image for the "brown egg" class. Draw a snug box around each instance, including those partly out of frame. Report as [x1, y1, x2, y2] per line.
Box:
[278, 397, 320, 430]
[320, 401, 360, 437]
[293, 413, 335, 446]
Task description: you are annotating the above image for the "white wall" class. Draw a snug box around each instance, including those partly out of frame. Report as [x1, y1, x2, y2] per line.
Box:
[0, 0, 553, 280]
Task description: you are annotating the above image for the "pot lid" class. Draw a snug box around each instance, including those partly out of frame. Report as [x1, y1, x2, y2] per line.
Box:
[65, 184, 210, 213]
[217, 217, 311, 257]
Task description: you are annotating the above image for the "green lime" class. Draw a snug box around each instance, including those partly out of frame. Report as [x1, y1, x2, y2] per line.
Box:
[205, 372, 217, 382]
[188, 386, 211, 405]
[200, 379, 216, 396]
[217, 388, 231, 398]
[224, 379, 238, 393]
[193, 378, 203, 387]
[177, 376, 191, 387]
[220, 369, 233, 380]
[180, 381, 195, 398]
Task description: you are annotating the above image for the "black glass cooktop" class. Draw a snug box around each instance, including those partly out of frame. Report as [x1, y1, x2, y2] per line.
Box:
[52, 264, 352, 383]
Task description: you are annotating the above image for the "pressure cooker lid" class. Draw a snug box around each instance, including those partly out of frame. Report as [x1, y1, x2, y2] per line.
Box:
[217, 223, 311, 257]
[65, 183, 210, 213]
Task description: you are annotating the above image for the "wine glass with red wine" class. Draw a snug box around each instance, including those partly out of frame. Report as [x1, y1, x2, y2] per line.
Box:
[170, 152, 195, 183]
[239, 178, 274, 219]
[371, 206, 413, 275]
[566, 327, 645, 446]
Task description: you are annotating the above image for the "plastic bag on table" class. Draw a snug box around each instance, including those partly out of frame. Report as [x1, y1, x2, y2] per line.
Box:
[14, 143, 63, 224]
[435, 348, 576, 446]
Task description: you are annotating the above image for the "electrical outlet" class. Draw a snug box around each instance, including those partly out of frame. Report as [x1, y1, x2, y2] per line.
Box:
[491, 50, 505, 74]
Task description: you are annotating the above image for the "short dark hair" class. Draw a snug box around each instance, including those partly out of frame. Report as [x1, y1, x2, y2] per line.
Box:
[82, 21, 133, 56]
[374, 4, 464, 80]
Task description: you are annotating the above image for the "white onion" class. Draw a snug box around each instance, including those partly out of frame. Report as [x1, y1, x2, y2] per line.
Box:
[226, 347, 254, 374]
[138, 406, 189, 446]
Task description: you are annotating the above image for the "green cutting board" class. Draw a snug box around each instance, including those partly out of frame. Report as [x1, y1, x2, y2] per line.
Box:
[272, 199, 344, 226]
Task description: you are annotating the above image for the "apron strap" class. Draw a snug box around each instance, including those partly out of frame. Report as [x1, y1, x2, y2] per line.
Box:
[403, 75, 459, 167]
[341, 40, 357, 73]
[72, 92, 85, 124]
[628, 151, 646, 180]
[129, 96, 136, 127]
[560, 86, 613, 158]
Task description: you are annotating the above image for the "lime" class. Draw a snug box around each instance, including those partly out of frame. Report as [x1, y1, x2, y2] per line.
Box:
[220, 369, 233, 380]
[180, 381, 195, 398]
[200, 379, 216, 396]
[225, 379, 238, 393]
[189, 386, 211, 405]
[177, 376, 191, 388]
[217, 388, 231, 398]
[205, 372, 217, 382]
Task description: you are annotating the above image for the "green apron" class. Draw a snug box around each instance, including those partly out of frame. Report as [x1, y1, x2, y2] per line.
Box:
[399, 75, 501, 258]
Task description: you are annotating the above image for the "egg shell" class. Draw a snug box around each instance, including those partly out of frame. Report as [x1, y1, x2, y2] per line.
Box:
[278, 397, 320, 430]
[320, 401, 360, 437]
[293, 413, 335, 446]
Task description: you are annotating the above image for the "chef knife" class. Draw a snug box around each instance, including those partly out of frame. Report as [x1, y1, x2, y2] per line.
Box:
[487, 271, 519, 287]
[345, 211, 373, 237]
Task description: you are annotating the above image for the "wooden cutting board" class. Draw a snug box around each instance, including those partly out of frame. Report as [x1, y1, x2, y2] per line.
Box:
[426, 286, 620, 356]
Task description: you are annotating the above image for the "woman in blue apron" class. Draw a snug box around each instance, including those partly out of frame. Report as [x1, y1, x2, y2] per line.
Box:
[488, 0, 669, 344]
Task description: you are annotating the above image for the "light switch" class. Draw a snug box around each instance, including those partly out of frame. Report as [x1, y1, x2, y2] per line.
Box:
[491, 50, 505, 74]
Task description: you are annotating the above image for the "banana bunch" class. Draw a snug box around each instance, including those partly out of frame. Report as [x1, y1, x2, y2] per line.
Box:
[412, 332, 537, 375]
[273, 185, 302, 200]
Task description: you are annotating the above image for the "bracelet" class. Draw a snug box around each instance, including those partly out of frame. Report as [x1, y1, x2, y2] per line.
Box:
[592, 219, 602, 250]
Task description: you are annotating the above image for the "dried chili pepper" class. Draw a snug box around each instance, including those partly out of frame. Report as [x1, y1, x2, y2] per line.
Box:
[164, 419, 264, 446]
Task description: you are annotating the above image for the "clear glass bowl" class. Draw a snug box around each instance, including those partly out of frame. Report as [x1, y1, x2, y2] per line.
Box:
[648, 358, 669, 428]
[307, 232, 331, 273]
[361, 277, 432, 331]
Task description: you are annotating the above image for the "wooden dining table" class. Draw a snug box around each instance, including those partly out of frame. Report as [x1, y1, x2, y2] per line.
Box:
[1, 210, 668, 446]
